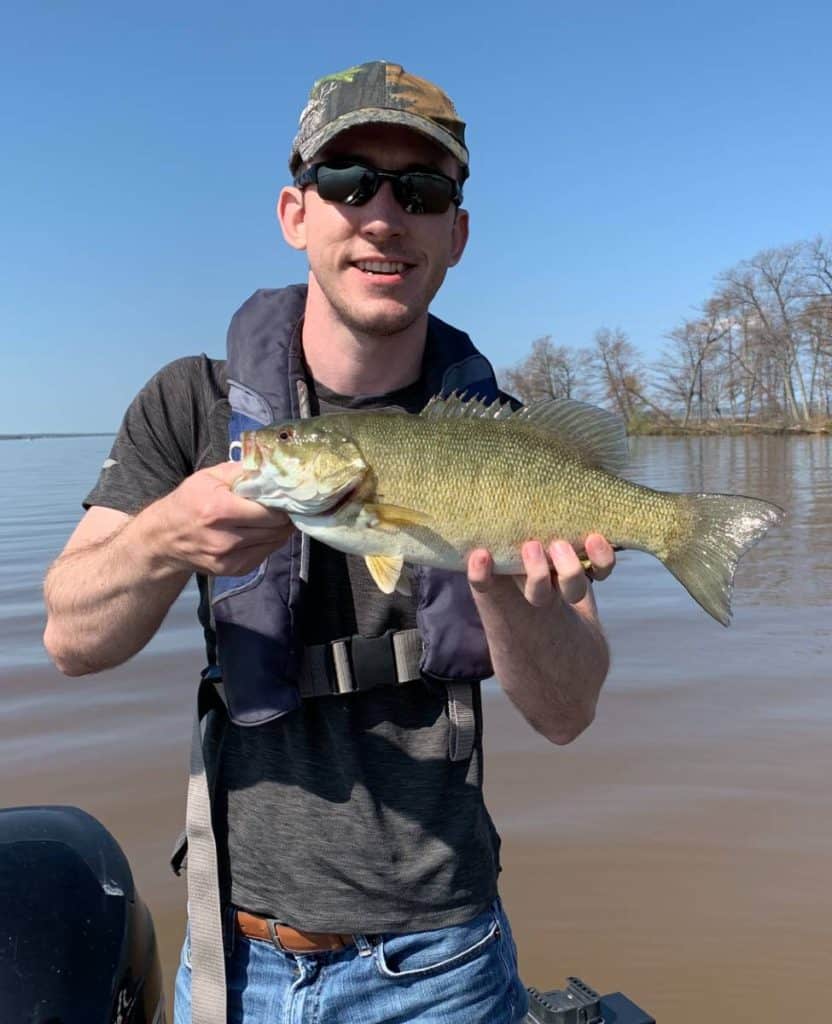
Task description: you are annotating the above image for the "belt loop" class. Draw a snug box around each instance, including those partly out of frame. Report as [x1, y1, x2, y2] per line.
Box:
[267, 918, 286, 953]
[354, 934, 373, 958]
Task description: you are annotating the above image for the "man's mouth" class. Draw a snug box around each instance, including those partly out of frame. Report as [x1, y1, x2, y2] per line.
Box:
[353, 259, 413, 276]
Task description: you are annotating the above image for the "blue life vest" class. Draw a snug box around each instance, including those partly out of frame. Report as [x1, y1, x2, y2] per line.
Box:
[212, 284, 500, 726]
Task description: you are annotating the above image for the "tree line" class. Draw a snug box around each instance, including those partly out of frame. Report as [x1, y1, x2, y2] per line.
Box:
[499, 235, 832, 431]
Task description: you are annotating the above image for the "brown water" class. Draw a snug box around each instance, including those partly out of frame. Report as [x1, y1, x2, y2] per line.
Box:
[2, 434, 830, 1022]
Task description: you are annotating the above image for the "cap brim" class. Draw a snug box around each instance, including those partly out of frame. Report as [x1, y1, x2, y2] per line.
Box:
[294, 107, 469, 173]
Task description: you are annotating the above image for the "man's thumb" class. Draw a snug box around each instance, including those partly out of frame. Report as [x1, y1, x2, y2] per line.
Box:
[206, 460, 247, 487]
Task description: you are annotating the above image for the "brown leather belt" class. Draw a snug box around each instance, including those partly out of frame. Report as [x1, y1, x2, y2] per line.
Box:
[235, 910, 355, 953]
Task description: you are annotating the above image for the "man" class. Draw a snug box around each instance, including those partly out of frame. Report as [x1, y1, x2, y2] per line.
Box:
[44, 62, 614, 1024]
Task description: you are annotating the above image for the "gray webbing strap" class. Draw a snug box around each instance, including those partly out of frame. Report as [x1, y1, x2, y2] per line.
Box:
[445, 681, 476, 762]
[296, 378, 312, 585]
[392, 628, 422, 681]
[185, 682, 227, 1024]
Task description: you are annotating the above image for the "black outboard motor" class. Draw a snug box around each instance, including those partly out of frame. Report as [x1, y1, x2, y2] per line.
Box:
[0, 805, 165, 1024]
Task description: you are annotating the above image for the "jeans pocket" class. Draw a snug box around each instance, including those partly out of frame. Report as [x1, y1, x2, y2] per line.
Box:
[374, 905, 502, 980]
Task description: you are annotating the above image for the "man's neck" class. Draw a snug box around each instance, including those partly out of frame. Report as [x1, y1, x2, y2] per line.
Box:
[301, 279, 428, 396]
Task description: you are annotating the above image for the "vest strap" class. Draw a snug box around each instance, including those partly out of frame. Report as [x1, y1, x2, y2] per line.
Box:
[299, 628, 476, 762]
[185, 675, 229, 1024]
[299, 628, 423, 697]
[445, 681, 477, 762]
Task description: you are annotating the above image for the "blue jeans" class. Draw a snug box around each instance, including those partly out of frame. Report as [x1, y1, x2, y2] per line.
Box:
[174, 898, 528, 1023]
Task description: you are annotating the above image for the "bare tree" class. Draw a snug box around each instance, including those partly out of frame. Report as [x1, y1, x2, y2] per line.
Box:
[588, 327, 669, 425]
[500, 336, 591, 404]
[655, 302, 730, 425]
[717, 244, 813, 424]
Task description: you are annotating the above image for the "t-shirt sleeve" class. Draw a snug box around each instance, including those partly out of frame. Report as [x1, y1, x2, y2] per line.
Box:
[83, 356, 212, 515]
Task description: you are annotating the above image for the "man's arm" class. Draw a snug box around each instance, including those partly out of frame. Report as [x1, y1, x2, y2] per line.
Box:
[44, 462, 294, 677]
[468, 534, 614, 745]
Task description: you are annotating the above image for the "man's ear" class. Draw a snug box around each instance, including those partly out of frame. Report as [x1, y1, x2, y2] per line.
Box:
[277, 186, 307, 251]
[448, 207, 469, 268]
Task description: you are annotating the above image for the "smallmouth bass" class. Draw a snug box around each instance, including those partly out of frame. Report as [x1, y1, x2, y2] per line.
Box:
[231, 394, 784, 624]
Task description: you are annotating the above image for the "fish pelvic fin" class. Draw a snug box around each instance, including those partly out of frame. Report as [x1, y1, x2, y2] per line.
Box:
[365, 554, 407, 595]
[421, 393, 629, 474]
[660, 493, 785, 625]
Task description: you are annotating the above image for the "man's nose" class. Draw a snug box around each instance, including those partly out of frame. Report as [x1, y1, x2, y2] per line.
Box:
[358, 181, 406, 236]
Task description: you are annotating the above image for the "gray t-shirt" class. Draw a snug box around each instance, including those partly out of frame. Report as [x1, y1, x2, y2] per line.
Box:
[85, 355, 501, 933]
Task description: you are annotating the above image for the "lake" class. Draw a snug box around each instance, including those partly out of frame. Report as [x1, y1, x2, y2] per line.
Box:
[1, 433, 829, 1022]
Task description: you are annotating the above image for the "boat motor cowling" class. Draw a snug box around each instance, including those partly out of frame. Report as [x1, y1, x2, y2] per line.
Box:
[0, 804, 165, 1023]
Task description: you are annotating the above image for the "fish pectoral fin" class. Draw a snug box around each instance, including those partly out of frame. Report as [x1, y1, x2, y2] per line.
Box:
[365, 554, 406, 595]
[365, 502, 431, 530]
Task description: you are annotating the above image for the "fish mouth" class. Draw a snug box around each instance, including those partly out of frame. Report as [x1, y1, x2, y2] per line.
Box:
[233, 471, 363, 516]
[304, 479, 362, 517]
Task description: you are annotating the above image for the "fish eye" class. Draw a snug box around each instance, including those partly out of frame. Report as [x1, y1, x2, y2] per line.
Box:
[277, 427, 294, 442]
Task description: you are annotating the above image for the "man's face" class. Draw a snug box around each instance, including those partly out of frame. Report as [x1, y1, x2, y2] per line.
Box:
[280, 124, 469, 338]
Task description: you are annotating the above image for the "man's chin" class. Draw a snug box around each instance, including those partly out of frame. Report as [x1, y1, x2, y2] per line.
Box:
[341, 300, 424, 339]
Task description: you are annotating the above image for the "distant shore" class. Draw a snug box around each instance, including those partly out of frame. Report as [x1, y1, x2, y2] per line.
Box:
[629, 419, 831, 436]
[0, 432, 115, 441]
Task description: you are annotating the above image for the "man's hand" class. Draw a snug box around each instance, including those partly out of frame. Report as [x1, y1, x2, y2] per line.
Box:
[467, 533, 616, 607]
[142, 461, 296, 578]
[465, 534, 615, 745]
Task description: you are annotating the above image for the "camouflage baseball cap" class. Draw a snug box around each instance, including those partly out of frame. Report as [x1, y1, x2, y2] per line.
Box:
[290, 61, 469, 180]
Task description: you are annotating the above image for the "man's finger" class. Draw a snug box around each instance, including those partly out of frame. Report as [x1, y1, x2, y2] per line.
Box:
[520, 541, 557, 607]
[467, 549, 495, 592]
[584, 533, 616, 581]
[549, 540, 588, 605]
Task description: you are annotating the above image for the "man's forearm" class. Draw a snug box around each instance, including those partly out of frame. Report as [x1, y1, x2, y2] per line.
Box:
[468, 539, 613, 746]
[43, 513, 191, 676]
[478, 584, 609, 744]
[44, 463, 296, 678]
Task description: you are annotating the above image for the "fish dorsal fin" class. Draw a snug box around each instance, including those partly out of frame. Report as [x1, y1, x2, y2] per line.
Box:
[422, 393, 628, 473]
[421, 393, 516, 420]
[515, 398, 629, 473]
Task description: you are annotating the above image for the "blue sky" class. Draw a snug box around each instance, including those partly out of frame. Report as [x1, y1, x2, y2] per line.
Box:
[2, 1, 829, 432]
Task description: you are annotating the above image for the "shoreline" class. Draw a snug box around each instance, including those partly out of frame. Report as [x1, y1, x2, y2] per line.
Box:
[0, 432, 114, 441]
[629, 420, 831, 436]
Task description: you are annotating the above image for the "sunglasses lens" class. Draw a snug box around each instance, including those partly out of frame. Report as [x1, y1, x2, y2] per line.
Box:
[397, 173, 455, 214]
[315, 164, 378, 205]
[308, 163, 458, 214]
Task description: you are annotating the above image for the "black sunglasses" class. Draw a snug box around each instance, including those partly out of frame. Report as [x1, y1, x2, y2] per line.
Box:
[294, 160, 463, 215]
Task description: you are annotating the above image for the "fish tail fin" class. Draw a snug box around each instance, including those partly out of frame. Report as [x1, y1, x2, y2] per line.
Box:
[659, 493, 784, 626]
